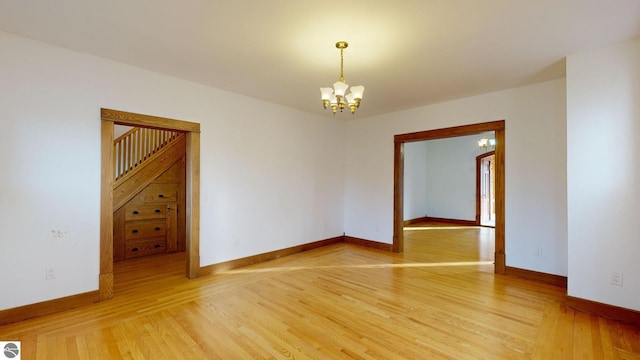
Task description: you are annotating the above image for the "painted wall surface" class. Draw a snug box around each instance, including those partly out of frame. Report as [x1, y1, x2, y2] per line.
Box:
[566, 38, 640, 311]
[424, 134, 491, 221]
[404, 135, 491, 222]
[0, 29, 577, 310]
[0, 31, 345, 310]
[403, 141, 428, 220]
[345, 79, 567, 276]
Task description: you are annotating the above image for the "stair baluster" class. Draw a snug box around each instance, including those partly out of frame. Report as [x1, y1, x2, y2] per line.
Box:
[114, 127, 180, 181]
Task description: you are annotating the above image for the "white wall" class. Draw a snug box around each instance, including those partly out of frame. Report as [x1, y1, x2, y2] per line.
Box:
[566, 38, 640, 311]
[0, 31, 345, 310]
[404, 134, 494, 222]
[345, 79, 567, 276]
[403, 141, 428, 220]
[424, 134, 491, 221]
[0, 29, 580, 311]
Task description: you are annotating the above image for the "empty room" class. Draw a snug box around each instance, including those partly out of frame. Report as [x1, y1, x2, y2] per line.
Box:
[1, 1, 640, 359]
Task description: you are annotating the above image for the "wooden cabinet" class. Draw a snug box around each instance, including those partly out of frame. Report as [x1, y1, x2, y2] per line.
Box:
[125, 218, 166, 240]
[124, 204, 166, 221]
[113, 158, 185, 261]
[125, 237, 166, 258]
[116, 185, 177, 260]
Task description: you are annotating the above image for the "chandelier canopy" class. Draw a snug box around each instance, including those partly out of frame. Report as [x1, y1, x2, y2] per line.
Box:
[320, 41, 365, 115]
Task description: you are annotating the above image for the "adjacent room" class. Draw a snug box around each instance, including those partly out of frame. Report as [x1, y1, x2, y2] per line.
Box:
[1, 1, 640, 358]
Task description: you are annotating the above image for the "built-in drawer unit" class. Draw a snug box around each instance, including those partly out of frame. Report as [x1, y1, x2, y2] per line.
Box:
[113, 158, 185, 262]
[124, 204, 166, 221]
[140, 184, 178, 203]
[125, 219, 166, 240]
[125, 237, 166, 259]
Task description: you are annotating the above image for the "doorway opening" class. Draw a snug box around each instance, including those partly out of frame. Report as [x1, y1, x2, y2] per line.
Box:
[477, 151, 495, 227]
[99, 108, 201, 301]
[393, 120, 506, 274]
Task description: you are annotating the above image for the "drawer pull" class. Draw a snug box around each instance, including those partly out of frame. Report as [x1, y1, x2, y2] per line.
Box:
[131, 229, 139, 234]
[155, 209, 161, 213]
[158, 194, 165, 198]
[132, 247, 139, 252]
[132, 210, 139, 215]
[154, 244, 161, 248]
[154, 227, 161, 231]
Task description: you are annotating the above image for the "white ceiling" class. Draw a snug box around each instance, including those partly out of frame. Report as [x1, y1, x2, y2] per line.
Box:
[1, 0, 639, 118]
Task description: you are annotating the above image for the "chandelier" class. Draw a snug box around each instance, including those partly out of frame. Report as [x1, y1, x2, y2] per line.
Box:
[478, 136, 496, 149]
[320, 41, 365, 114]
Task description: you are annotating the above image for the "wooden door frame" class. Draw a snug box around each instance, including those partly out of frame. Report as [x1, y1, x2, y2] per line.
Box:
[393, 120, 506, 274]
[99, 108, 201, 301]
[476, 151, 495, 226]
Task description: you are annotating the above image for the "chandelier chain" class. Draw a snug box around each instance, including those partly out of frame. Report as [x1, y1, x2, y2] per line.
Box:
[339, 47, 345, 83]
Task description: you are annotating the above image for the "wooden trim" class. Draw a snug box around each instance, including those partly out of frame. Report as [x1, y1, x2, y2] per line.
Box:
[344, 236, 394, 252]
[101, 108, 200, 133]
[100, 120, 114, 301]
[186, 132, 200, 279]
[565, 296, 640, 328]
[421, 217, 476, 226]
[505, 266, 568, 288]
[394, 121, 505, 143]
[403, 216, 429, 226]
[393, 120, 506, 274]
[101, 108, 201, 303]
[393, 141, 404, 253]
[476, 156, 480, 225]
[0, 291, 99, 325]
[198, 236, 344, 276]
[494, 127, 505, 274]
[476, 151, 495, 226]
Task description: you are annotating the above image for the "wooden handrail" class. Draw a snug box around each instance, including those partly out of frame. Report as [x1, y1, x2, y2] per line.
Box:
[114, 127, 138, 143]
[114, 127, 181, 180]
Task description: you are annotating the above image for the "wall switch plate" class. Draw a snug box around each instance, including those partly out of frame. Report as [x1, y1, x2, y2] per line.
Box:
[610, 272, 623, 286]
[45, 266, 56, 280]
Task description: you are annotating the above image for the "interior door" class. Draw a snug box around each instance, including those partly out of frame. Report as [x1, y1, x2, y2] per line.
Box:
[480, 154, 495, 227]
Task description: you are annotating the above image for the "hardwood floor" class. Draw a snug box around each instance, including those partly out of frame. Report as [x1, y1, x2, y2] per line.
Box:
[1, 224, 639, 359]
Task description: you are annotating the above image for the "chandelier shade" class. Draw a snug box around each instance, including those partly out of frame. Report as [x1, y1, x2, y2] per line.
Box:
[478, 136, 497, 149]
[320, 41, 365, 114]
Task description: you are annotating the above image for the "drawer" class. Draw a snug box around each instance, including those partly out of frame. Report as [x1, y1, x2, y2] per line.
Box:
[124, 204, 166, 221]
[140, 184, 178, 203]
[125, 220, 166, 240]
[125, 237, 166, 259]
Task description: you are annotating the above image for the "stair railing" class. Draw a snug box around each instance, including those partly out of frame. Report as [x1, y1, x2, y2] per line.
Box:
[114, 127, 180, 181]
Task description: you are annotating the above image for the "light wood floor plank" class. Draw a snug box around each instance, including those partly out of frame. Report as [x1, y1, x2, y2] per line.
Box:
[1, 223, 639, 359]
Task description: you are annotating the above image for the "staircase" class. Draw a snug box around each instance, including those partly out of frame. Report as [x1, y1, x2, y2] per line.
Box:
[113, 127, 187, 261]
[114, 127, 182, 182]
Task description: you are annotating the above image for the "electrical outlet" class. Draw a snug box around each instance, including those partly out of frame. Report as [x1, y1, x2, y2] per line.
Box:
[535, 247, 542, 256]
[610, 272, 623, 286]
[45, 266, 56, 280]
[51, 230, 67, 239]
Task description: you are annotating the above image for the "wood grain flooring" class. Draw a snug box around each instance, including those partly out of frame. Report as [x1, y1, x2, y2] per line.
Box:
[1, 223, 639, 359]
